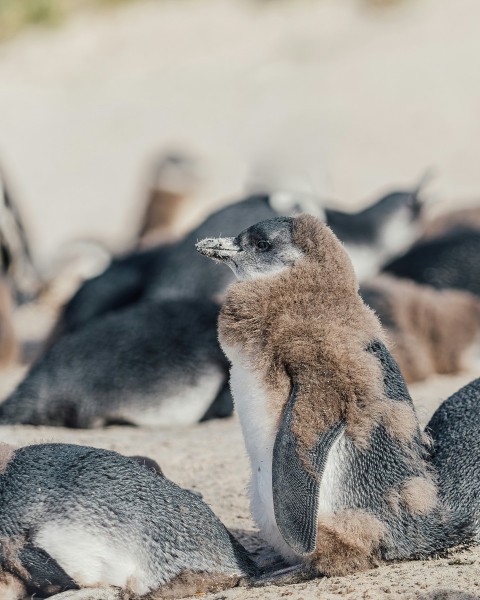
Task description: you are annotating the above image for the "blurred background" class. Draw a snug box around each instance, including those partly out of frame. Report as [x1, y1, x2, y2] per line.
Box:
[1, 0, 479, 269]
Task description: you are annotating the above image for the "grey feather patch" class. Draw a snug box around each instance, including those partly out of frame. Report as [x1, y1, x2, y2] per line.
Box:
[272, 383, 345, 555]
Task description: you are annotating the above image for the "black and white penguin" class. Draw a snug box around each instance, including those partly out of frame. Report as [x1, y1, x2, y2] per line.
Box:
[0, 442, 257, 599]
[197, 215, 475, 577]
[0, 298, 232, 427]
[326, 186, 425, 281]
[360, 275, 480, 383]
[426, 378, 480, 536]
[383, 228, 480, 296]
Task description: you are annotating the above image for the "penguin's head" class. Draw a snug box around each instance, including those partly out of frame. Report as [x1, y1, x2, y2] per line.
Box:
[196, 216, 303, 280]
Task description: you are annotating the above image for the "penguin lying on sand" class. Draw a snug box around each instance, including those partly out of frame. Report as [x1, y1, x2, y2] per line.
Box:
[0, 298, 232, 427]
[197, 215, 475, 577]
[360, 276, 480, 383]
[383, 228, 480, 296]
[0, 442, 257, 599]
[426, 378, 480, 531]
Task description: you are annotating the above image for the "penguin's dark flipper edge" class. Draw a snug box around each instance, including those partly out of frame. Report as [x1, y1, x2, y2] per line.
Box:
[272, 383, 345, 556]
[5, 542, 79, 596]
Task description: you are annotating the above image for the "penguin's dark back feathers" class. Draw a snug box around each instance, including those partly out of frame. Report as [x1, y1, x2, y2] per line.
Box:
[426, 378, 480, 534]
[383, 230, 480, 296]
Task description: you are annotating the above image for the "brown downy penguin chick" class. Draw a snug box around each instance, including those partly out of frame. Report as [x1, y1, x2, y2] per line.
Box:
[0, 277, 19, 368]
[196, 215, 474, 578]
[360, 276, 480, 383]
[137, 152, 200, 248]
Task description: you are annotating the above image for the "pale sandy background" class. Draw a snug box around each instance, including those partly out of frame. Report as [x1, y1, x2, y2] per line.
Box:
[1, 0, 480, 598]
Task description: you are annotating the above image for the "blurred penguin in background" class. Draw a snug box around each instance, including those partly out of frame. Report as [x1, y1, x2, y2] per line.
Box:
[137, 151, 202, 248]
[0, 166, 39, 302]
[383, 228, 480, 297]
[421, 204, 480, 241]
[325, 180, 427, 281]
[360, 276, 480, 383]
[0, 298, 232, 428]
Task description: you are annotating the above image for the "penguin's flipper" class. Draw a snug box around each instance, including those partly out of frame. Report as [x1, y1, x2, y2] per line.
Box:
[272, 383, 345, 556]
[366, 340, 413, 406]
[6, 542, 79, 596]
[250, 564, 317, 587]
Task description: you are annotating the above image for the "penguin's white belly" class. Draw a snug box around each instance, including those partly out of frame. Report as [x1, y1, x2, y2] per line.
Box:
[107, 367, 224, 427]
[227, 355, 300, 563]
[34, 523, 156, 594]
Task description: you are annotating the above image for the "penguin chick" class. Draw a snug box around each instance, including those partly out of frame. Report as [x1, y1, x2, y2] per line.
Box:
[197, 215, 473, 577]
[138, 152, 201, 248]
[0, 298, 232, 428]
[360, 276, 480, 383]
[326, 185, 426, 281]
[0, 442, 257, 599]
[383, 229, 480, 296]
[425, 378, 480, 540]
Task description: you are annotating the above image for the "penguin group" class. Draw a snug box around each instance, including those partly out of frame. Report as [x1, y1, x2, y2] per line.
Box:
[0, 153, 480, 598]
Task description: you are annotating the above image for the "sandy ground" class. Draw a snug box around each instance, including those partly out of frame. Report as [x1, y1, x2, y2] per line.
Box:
[1, 0, 480, 598]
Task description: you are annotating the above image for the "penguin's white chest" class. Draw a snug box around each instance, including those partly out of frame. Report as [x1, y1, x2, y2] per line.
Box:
[225, 346, 300, 563]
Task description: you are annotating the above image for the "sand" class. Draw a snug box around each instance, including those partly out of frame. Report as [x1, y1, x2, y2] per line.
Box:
[1, 0, 480, 598]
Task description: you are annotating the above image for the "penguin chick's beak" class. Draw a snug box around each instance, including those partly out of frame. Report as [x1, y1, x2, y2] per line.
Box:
[196, 237, 240, 262]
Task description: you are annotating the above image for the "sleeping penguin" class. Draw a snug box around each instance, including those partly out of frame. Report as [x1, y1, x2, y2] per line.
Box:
[426, 377, 480, 535]
[383, 228, 480, 296]
[197, 215, 475, 577]
[0, 442, 257, 599]
[360, 276, 480, 383]
[0, 298, 232, 427]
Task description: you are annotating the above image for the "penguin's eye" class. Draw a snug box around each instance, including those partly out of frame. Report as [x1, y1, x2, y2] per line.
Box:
[255, 240, 271, 252]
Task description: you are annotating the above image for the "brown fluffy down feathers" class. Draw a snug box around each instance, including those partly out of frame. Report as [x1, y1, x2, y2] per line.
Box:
[362, 276, 480, 383]
[219, 214, 419, 452]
